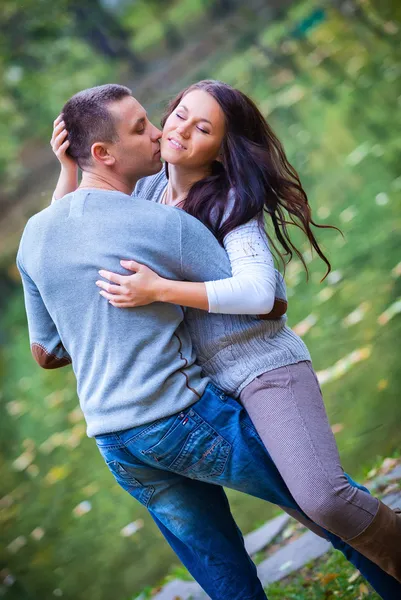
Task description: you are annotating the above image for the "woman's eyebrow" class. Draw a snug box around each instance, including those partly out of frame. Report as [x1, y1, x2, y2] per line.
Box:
[178, 104, 212, 126]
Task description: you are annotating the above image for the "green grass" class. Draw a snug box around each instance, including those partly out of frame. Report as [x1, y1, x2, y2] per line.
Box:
[265, 551, 381, 599]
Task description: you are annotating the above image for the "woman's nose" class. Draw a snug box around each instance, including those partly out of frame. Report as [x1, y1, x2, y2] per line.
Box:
[176, 124, 190, 138]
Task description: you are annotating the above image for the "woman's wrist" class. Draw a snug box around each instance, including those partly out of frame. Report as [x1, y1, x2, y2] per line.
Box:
[154, 279, 209, 310]
[61, 163, 78, 180]
[156, 278, 174, 303]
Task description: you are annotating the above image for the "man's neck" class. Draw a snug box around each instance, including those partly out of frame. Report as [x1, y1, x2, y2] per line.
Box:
[79, 172, 136, 196]
[166, 164, 211, 205]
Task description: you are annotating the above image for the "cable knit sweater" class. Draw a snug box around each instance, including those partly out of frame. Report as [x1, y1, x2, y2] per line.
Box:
[134, 171, 310, 395]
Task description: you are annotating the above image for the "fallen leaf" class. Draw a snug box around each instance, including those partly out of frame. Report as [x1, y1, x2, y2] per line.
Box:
[377, 379, 388, 391]
[319, 573, 339, 585]
[359, 582, 370, 596]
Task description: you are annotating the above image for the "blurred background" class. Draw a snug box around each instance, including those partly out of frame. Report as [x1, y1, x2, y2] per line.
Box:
[0, 1, 400, 598]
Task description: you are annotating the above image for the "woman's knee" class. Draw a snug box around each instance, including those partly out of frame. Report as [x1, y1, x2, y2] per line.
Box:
[295, 484, 352, 531]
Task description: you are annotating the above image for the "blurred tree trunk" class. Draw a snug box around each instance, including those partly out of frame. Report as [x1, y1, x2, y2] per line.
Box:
[209, 0, 238, 19]
[146, 0, 184, 51]
[67, 0, 145, 72]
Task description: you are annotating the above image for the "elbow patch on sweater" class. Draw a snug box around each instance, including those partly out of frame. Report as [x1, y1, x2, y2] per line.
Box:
[31, 343, 71, 369]
[259, 298, 288, 320]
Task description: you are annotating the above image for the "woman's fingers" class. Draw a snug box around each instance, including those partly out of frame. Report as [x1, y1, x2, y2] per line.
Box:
[96, 281, 123, 295]
[109, 301, 134, 308]
[57, 140, 70, 154]
[51, 120, 65, 141]
[53, 129, 68, 152]
[51, 122, 68, 150]
[120, 259, 141, 272]
[56, 128, 68, 142]
[99, 290, 118, 301]
[98, 270, 125, 285]
[98, 290, 135, 306]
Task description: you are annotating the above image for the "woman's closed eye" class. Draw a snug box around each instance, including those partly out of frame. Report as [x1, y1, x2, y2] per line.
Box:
[176, 112, 209, 134]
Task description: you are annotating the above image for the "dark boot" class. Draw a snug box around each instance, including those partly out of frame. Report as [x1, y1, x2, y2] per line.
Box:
[348, 501, 401, 583]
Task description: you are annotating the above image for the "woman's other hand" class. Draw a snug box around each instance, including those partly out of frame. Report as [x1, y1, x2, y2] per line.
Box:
[50, 115, 79, 201]
[51, 115, 77, 172]
[96, 260, 163, 307]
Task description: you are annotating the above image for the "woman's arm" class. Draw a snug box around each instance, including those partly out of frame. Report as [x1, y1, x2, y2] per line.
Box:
[50, 115, 79, 202]
[97, 262, 209, 310]
[96, 216, 287, 317]
[204, 217, 277, 314]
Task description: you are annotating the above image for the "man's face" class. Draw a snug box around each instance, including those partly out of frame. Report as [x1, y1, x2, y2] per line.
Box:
[107, 96, 162, 185]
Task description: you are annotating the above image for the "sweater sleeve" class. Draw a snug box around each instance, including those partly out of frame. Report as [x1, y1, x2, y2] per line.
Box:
[17, 236, 72, 369]
[205, 217, 277, 314]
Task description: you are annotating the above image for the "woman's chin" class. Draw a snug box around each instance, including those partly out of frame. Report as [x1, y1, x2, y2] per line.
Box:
[160, 150, 183, 166]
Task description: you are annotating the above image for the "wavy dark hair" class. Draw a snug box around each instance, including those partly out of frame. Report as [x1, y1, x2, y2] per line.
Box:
[161, 80, 338, 278]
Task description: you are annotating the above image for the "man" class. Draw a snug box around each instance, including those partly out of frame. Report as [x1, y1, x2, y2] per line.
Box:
[17, 85, 399, 600]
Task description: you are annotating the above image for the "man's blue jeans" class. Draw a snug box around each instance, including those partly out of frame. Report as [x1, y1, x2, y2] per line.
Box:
[96, 384, 400, 600]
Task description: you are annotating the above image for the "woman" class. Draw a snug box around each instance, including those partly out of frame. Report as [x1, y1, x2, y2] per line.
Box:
[51, 80, 400, 584]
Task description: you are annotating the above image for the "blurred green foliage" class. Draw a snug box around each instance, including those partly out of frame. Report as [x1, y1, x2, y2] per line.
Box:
[0, 0, 230, 197]
[1, 1, 401, 599]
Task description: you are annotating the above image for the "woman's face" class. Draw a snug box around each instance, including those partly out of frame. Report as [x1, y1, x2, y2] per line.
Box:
[161, 89, 225, 170]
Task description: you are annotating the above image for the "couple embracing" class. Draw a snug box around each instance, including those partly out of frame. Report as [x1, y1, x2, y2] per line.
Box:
[18, 81, 401, 599]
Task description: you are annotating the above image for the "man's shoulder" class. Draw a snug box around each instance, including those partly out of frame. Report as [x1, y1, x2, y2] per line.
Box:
[23, 200, 62, 234]
[176, 209, 227, 262]
[17, 201, 63, 267]
[133, 169, 167, 200]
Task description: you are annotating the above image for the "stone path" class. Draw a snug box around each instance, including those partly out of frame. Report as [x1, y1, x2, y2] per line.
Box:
[142, 464, 401, 600]
[244, 513, 290, 556]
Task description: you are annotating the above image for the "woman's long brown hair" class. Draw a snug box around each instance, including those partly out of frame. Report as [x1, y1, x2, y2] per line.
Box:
[162, 80, 339, 278]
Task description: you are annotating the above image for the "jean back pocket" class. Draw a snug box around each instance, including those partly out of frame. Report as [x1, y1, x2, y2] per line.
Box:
[142, 409, 231, 479]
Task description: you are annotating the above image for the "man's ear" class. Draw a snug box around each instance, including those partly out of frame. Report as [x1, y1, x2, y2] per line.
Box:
[91, 142, 115, 166]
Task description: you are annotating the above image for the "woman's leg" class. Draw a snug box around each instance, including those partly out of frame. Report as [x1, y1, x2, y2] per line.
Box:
[240, 361, 401, 581]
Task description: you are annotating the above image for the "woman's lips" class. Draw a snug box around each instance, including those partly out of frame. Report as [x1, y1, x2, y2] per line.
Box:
[168, 138, 186, 151]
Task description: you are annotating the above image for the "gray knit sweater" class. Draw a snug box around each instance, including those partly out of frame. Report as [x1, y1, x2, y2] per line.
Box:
[17, 189, 233, 436]
[134, 171, 310, 395]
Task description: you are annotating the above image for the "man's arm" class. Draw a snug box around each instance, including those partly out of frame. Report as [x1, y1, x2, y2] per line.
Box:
[177, 210, 231, 283]
[16, 247, 71, 369]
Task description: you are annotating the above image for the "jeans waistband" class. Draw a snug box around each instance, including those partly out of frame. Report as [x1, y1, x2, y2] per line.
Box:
[95, 383, 227, 447]
[205, 381, 227, 400]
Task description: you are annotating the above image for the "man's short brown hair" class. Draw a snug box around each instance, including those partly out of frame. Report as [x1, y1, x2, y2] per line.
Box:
[62, 84, 132, 168]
